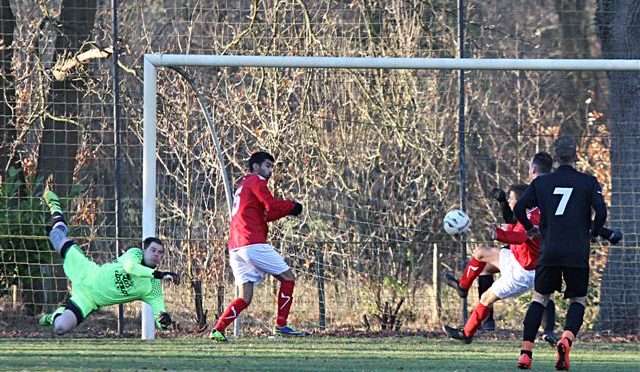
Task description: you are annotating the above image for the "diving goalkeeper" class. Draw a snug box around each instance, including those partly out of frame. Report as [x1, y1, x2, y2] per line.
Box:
[38, 189, 179, 335]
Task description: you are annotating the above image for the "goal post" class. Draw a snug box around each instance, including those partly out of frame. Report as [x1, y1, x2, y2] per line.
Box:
[142, 55, 640, 339]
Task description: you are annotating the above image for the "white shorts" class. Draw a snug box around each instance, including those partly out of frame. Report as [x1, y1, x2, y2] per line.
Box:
[229, 244, 290, 286]
[492, 248, 535, 299]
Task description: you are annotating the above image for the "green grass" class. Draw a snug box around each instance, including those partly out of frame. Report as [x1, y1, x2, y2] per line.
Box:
[1, 337, 638, 371]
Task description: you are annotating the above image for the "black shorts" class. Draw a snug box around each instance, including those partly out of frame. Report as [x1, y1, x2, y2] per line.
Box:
[534, 265, 589, 299]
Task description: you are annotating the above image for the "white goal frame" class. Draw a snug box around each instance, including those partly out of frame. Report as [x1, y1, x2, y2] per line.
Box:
[141, 54, 640, 339]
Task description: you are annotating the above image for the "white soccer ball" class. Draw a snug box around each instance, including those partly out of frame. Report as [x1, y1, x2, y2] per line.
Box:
[443, 209, 471, 235]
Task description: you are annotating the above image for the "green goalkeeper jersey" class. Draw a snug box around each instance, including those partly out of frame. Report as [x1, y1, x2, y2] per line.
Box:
[84, 248, 166, 318]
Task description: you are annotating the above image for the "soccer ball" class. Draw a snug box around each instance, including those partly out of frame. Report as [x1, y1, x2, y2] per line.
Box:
[443, 209, 471, 235]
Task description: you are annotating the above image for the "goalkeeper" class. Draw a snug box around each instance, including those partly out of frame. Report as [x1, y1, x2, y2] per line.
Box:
[38, 189, 179, 335]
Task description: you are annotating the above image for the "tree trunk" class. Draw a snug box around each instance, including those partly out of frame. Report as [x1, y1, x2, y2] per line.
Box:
[0, 0, 16, 172]
[595, 0, 640, 332]
[554, 0, 595, 137]
[35, 0, 98, 309]
[36, 0, 97, 196]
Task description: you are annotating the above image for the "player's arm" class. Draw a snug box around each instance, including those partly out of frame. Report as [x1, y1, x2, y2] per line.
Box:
[590, 180, 607, 238]
[119, 248, 155, 278]
[495, 227, 528, 244]
[514, 183, 538, 233]
[120, 248, 179, 283]
[492, 188, 516, 224]
[253, 181, 297, 221]
[143, 280, 172, 330]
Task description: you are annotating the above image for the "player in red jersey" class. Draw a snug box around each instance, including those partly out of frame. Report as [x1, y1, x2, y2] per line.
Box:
[443, 183, 541, 343]
[209, 151, 303, 342]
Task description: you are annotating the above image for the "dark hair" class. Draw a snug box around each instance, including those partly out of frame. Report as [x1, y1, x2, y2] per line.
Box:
[143, 237, 163, 250]
[508, 183, 528, 199]
[248, 151, 275, 172]
[531, 152, 553, 175]
[553, 136, 577, 164]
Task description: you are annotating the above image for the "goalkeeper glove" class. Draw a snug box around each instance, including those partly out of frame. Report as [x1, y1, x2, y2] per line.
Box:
[153, 271, 180, 285]
[157, 312, 173, 330]
[491, 188, 507, 203]
[289, 202, 303, 216]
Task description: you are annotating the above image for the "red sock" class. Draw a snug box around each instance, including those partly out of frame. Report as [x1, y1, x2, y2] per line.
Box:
[463, 302, 492, 337]
[459, 257, 486, 289]
[214, 298, 248, 332]
[276, 280, 295, 327]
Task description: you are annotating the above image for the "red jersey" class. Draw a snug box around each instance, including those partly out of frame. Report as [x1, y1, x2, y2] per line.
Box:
[228, 174, 295, 250]
[495, 208, 541, 271]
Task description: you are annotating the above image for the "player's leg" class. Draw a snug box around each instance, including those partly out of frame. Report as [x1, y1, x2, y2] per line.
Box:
[478, 268, 496, 331]
[445, 246, 500, 298]
[541, 296, 558, 346]
[555, 267, 589, 371]
[444, 287, 500, 343]
[210, 249, 256, 342]
[39, 298, 91, 336]
[273, 268, 301, 335]
[210, 281, 253, 342]
[518, 265, 560, 369]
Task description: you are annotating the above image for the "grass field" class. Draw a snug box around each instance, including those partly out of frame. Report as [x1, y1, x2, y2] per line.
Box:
[1, 336, 638, 371]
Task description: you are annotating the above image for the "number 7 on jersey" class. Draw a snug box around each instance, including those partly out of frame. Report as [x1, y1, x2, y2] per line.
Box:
[553, 187, 573, 215]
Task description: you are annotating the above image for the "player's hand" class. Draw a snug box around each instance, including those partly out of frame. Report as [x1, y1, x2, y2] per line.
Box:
[525, 226, 540, 239]
[153, 271, 180, 285]
[158, 312, 173, 330]
[491, 188, 507, 203]
[608, 230, 623, 245]
[289, 201, 303, 216]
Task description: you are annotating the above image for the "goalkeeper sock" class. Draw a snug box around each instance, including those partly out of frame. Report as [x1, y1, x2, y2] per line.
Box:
[214, 298, 248, 332]
[276, 280, 295, 327]
[459, 258, 486, 290]
[463, 302, 492, 337]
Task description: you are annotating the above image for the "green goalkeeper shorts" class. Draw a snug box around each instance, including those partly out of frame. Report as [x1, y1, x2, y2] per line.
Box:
[63, 245, 100, 318]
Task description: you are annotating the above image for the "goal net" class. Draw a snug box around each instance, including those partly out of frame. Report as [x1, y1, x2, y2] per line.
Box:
[140, 55, 639, 338]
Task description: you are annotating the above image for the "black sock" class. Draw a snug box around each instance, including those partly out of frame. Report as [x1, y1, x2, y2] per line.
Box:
[478, 275, 494, 321]
[543, 300, 556, 334]
[523, 301, 545, 342]
[520, 349, 533, 358]
[564, 302, 585, 336]
[51, 212, 66, 227]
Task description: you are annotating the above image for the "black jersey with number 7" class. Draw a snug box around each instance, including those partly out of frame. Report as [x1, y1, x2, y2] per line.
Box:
[514, 165, 607, 268]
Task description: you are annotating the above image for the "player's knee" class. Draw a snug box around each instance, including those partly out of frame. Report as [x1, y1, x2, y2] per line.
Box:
[532, 292, 550, 307]
[570, 296, 586, 306]
[479, 291, 494, 306]
[53, 323, 70, 335]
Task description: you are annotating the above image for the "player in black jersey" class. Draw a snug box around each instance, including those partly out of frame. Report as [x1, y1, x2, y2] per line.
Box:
[513, 137, 607, 370]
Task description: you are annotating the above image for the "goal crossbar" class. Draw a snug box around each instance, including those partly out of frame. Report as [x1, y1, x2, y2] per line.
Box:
[145, 54, 640, 71]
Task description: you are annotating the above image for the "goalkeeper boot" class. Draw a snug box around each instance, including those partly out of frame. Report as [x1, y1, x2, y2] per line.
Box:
[516, 353, 532, 369]
[274, 325, 303, 336]
[209, 329, 229, 343]
[442, 325, 473, 344]
[555, 337, 571, 370]
[43, 189, 66, 230]
[39, 306, 65, 326]
[444, 272, 468, 298]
